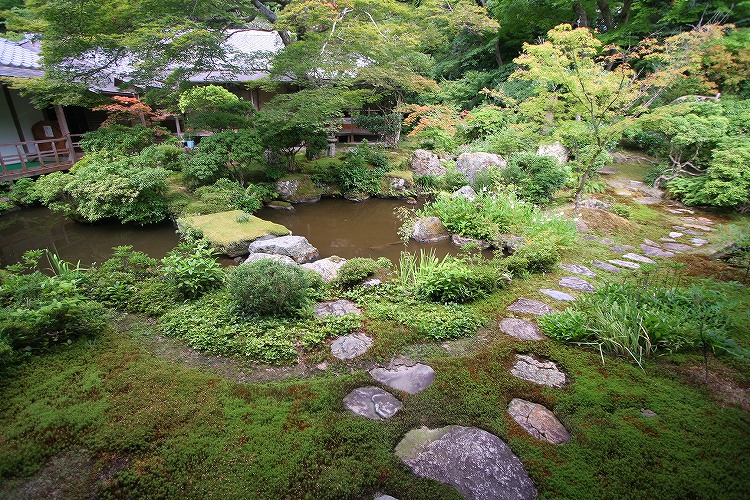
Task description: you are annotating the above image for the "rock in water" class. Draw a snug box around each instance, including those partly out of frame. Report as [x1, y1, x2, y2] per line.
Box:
[454, 152, 507, 184]
[330, 333, 373, 360]
[411, 149, 445, 177]
[247, 235, 319, 263]
[510, 355, 566, 387]
[343, 387, 403, 420]
[369, 363, 435, 395]
[301, 256, 347, 282]
[396, 425, 537, 500]
[506, 298, 554, 316]
[411, 216, 450, 242]
[451, 234, 491, 250]
[507, 399, 571, 444]
[499, 318, 543, 340]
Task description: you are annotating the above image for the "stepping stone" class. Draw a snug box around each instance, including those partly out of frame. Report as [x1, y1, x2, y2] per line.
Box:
[623, 253, 656, 264]
[610, 245, 635, 253]
[369, 362, 435, 395]
[559, 276, 595, 292]
[641, 409, 658, 418]
[683, 229, 703, 236]
[600, 238, 614, 245]
[540, 289, 576, 301]
[314, 299, 362, 318]
[499, 318, 543, 341]
[582, 234, 597, 241]
[683, 223, 713, 232]
[661, 242, 693, 252]
[660, 237, 677, 243]
[691, 238, 708, 246]
[331, 333, 373, 360]
[592, 260, 622, 273]
[396, 426, 537, 500]
[641, 245, 675, 258]
[560, 263, 596, 277]
[343, 387, 402, 420]
[669, 232, 683, 238]
[634, 197, 662, 204]
[643, 239, 662, 247]
[672, 225, 687, 231]
[696, 216, 714, 225]
[510, 355, 566, 387]
[507, 398, 571, 444]
[608, 259, 641, 269]
[374, 496, 398, 500]
[506, 298, 554, 316]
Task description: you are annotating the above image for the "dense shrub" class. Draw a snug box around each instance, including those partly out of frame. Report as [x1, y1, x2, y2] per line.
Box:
[183, 129, 264, 188]
[411, 304, 483, 340]
[161, 244, 224, 299]
[7, 178, 38, 206]
[0, 251, 107, 368]
[501, 152, 568, 204]
[187, 179, 276, 215]
[79, 124, 174, 155]
[32, 154, 169, 225]
[500, 238, 561, 275]
[138, 144, 187, 171]
[416, 257, 505, 303]
[228, 260, 322, 316]
[333, 257, 391, 288]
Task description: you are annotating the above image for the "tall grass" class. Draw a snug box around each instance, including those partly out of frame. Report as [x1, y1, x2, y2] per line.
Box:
[397, 249, 439, 290]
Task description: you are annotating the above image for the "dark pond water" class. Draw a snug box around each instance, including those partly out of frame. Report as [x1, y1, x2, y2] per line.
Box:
[1, 199, 467, 267]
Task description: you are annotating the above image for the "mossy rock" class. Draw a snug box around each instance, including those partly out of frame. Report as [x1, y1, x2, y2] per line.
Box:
[276, 175, 324, 203]
[379, 170, 415, 197]
[177, 210, 290, 257]
[267, 200, 294, 211]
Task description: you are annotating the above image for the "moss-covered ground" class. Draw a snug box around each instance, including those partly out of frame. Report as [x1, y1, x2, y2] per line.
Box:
[1, 160, 749, 499]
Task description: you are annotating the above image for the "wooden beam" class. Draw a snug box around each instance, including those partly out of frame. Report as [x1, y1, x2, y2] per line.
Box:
[54, 104, 77, 163]
[2, 84, 27, 144]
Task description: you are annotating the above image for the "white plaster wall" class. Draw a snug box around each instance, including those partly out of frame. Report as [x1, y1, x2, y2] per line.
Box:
[0, 87, 44, 159]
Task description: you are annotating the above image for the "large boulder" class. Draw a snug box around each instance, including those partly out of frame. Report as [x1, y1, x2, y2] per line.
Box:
[411, 216, 450, 242]
[454, 152, 507, 185]
[411, 149, 445, 177]
[396, 425, 537, 500]
[247, 235, 319, 264]
[243, 253, 297, 266]
[536, 142, 569, 165]
[276, 175, 324, 203]
[301, 256, 347, 282]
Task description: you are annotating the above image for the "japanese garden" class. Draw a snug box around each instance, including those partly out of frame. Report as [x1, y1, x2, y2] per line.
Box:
[0, 1, 749, 498]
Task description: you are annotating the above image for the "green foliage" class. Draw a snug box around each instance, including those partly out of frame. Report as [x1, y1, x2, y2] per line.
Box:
[178, 85, 254, 132]
[539, 308, 587, 341]
[500, 237, 561, 275]
[187, 179, 275, 215]
[461, 105, 509, 140]
[32, 153, 169, 224]
[610, 203, 632, 219]
[227, 260, 322, 317]
[411, 303, 483, 340]
[7, 178, 38, 206]
[416, 256, 505, 303]
[79, 124, 173, 155]
[138, 143, 187, 171]
[333, 257, 391, 289]
[0, 251, 106, 368]
[183, 129, 265, 188]
[160, 243, 224, 300]
[501, 152, 568, 204]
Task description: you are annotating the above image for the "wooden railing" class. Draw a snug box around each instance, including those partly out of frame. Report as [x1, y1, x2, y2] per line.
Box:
[0, 135, 83, 181]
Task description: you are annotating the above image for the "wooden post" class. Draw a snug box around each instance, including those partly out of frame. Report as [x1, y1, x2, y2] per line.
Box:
[15, 144, 26, 171]
[54, 104, 77, 163]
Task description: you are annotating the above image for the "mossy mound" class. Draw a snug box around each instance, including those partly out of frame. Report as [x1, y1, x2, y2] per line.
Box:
[276, 175, 324, 203]
[177, 210, 290, 257]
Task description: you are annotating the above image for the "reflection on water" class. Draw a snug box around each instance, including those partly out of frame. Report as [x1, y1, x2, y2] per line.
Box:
[1, 199, 482, 267]
[0, 207, 180, 267]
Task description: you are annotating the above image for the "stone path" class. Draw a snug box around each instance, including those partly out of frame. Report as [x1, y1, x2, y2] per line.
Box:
[540, 289, 576, 301]
[507, 399, 571, 444]
[330, 333, 373, 360]
[343, 387, 403, 420]
[506, 298, 554, 316]
[369, 362, 435, 395]
[510, 355, 566, 387]
[499, 318, 543, 341]
[559, 276, 595, 292]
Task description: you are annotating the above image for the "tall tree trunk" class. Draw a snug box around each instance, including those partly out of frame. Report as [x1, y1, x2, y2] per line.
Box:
[494, 39, 503, 68]
[573, 2, 589, 28]
[597, 0, 615, 31]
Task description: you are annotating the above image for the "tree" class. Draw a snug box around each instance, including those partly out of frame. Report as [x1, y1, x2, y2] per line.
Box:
[178, 85, 254, 133]
[511, 24, 647, 205]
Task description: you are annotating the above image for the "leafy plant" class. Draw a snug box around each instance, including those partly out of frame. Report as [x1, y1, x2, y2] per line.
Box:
[416, 256, 505, 303]
[333, 257, 391, 289]
[79, 124, 173, 155]
[501, 152, 568, 204]
[160, 243, 224, 299]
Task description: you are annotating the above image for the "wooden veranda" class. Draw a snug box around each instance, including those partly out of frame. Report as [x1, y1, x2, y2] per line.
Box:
[0, 135, 82, 182]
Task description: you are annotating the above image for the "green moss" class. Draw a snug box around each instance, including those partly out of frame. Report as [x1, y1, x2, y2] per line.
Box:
[177, 210, 289, 256]
[386, 170, 414, 184]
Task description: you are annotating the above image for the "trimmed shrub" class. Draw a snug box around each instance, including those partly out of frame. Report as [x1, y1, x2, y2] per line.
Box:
[333, 257, 392, 288]
[228, 260, 320, 316]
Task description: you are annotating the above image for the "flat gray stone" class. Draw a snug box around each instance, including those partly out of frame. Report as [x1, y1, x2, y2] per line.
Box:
[451, 234, 492, 250]
[641, 245, 675, 258]
[540, 289, 576, 301]
[641, 409, 658, 418]
[669, 232, 684, 238]
[369, 362, 435, 395]
[301, 256, 347, 282]
[374, 496, 399, 500]
[559, 264, 596, 277]
[396, 426, 537, 500]
[243, 252, 298, 266]
[248, 235, 319, 263]
[683, 229, 703, 236]
[506, 298, 554, 316]
[343, 387, 402, 420]
[451, 185, 477, 201]
[661, 242, 693, 252]
[623, 253, 656, 264]
[559, 276, 595, 292]
[634, 197, 662, 204]
[499, 318, 543, 340]
[592, 260, 622, 273]
[331, 333, 373, 360]
[672, 225, 687, 231]
[608, 259, 641, 269]
[507, 399, 571, 444]
[683, 223, 713, 232]
[510, 355, 566, 387]
[600, 238, 614, 245]
[315, 299, 362, 318]
[660, 237, 677, 243]
[610, 245, 635, 253]
[691, 238, 708, 246]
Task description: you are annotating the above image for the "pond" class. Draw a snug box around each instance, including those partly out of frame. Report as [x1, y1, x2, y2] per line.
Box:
[1, 199, 468, 267]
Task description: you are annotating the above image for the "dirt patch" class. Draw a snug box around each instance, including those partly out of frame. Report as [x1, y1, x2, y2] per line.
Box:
[0, 450, 130, 500]
[575, 208, 639, 235]
[673, 363, 750, 412]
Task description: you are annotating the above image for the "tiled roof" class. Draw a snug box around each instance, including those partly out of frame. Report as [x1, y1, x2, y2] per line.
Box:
[0, 36, 41, 69]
